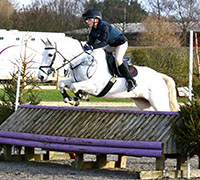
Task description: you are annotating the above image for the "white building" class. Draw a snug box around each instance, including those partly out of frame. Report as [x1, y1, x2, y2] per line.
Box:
[0, 29, 65, 79]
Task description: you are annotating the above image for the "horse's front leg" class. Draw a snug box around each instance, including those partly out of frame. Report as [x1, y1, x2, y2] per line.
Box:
[58, 80, 80, 106]
[74, 90, 90, 101]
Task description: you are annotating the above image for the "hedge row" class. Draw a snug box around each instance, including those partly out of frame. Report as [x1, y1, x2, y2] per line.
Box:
[126, 47, 189, 87]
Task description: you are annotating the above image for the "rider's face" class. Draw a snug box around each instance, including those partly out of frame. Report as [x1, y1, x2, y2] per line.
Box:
[86, 18, 94, 28]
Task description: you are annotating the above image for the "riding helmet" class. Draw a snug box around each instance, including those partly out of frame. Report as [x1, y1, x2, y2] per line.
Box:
[82, 8, 102, 20]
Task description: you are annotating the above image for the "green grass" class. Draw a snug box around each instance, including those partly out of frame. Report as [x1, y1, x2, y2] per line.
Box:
[0, 89, 132, 102]
[0, 89, 186, 103]
[37, 90, 132, 102]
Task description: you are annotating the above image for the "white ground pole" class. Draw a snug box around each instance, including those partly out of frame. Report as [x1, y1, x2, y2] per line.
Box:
[15, 35, 24, 112]
[187, 30, 193, 179]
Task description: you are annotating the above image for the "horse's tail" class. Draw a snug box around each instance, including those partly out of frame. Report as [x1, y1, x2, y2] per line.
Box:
[159, 73, 179, 111]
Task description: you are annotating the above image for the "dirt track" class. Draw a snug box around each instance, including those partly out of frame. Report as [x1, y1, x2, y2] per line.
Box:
[0, 155, 199, 180]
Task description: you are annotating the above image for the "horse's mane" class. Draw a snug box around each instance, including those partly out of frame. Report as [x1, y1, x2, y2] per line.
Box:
[54, 36, 83, 54]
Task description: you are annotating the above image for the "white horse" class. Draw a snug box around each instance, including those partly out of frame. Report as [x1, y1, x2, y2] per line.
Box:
[38, 37, 179, 111]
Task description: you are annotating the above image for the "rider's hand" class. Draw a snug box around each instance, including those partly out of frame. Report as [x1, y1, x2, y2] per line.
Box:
[83, 44, 93, 51]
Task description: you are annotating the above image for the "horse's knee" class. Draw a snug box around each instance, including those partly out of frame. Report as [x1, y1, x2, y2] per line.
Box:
[58, 81, 65, 89]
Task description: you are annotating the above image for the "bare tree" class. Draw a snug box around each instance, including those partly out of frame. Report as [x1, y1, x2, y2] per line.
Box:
[141, 16, 181, 47]
[147, 0, 200, 45]
[0, 0, 14, 28]
[11, 0, 85, 32]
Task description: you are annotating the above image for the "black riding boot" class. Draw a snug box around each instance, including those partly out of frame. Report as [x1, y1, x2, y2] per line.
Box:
[118, 63, 136, 92]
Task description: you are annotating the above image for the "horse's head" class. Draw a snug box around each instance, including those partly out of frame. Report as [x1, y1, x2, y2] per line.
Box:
[38, 39, 62, 81]
[38, 37, 92, 81]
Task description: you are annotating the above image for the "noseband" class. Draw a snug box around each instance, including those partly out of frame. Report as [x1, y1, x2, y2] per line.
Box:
[39, 46, 57, 75]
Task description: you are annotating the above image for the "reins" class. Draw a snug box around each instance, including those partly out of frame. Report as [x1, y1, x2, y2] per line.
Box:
[39, 41, 97, 80]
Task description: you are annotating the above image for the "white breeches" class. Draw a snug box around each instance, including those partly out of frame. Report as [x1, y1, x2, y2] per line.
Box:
[104, 41, 128, 66]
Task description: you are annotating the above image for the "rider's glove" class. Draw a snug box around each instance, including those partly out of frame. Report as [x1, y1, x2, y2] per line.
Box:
[83, 44, 93, 51]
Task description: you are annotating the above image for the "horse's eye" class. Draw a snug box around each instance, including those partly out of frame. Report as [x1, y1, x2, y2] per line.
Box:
[48, 54, 53, 57]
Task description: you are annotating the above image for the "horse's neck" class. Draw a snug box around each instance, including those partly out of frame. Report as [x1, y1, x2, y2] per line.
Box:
[59, 37, 83, 57]
[92, 49, 111, 75]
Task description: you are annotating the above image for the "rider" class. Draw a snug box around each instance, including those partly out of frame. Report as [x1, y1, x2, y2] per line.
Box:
[82, 8, 136, 92]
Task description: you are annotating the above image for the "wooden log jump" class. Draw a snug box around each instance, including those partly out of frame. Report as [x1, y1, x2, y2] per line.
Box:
[0, 104, 183, 172]
[0, 131, 162, 157]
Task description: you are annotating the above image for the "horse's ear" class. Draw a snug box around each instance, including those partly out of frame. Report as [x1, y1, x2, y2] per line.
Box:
[41, 39, 46, 45]
[54, 42, 57, 50]
[47, 38, 52, 46]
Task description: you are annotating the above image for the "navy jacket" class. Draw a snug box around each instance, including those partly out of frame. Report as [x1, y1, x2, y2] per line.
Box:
[87, 21, 127, 49]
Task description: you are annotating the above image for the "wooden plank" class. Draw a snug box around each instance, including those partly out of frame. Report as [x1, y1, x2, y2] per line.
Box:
[117, 113, 137, 139]
[15, 108, 39, 131]
[131, 114, 155, 140]
[79, 111, 103, 138]
[39, 109, 68, 135]
[102, 113, 127, 139]
[51, 110, 77, 136]
[63, 111, 88, 137]
[140, 170, 200, 179]
[120, 114, 143, 140]
[84, 112, 111, 138]
[103, 113, 130, 139]
[21, 108, 48, 133]
[30, 109, 56, 134]
[72, 111, 96, 137]
[23, 109, 47, 133]
[56, 110, 82, 136]
[136, 114, 161, 140]
[0, 108, 30, 131]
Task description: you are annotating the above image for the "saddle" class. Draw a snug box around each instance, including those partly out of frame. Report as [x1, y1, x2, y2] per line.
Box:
[105, 51, 138, 77]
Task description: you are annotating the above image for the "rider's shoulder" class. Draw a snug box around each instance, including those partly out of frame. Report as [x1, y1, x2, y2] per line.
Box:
[100, 21, 111, 27]
[98, 21, 111, 31]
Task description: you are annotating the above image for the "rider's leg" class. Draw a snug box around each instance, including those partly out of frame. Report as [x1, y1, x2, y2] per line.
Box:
[116, 42, 136, 92]
[118, 63, 136, 92]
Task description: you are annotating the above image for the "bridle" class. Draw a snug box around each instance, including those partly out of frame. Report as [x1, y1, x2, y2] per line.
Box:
[39, 42, 85, 76]
[39, 42, 96, 80]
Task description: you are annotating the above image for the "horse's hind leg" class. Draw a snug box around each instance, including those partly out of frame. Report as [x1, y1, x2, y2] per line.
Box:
[149, 91, 171, 111]
[133, 98, 153, 111]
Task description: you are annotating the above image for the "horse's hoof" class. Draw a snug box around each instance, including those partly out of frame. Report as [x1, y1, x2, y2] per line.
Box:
[81, 95, 90, 101]
[74, 100, 80, 106]
[63, 98, 69, 103]
[64, 97, 80, 106]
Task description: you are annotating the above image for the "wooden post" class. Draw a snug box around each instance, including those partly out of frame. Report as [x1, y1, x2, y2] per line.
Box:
[96, 154, 107, 168]
[177, 154, 187, 170]
[43, 151, 50, 160]
[156, 155, 165, 170]
[25, 147, 35, 161]
[195, 33, 200, 75]
[115, 155, 127, 168]
[1, 145, 12, 161]
[95, 154, 115, 169]
[56, 70, 59, 90]
[73, 153, 84, 169]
